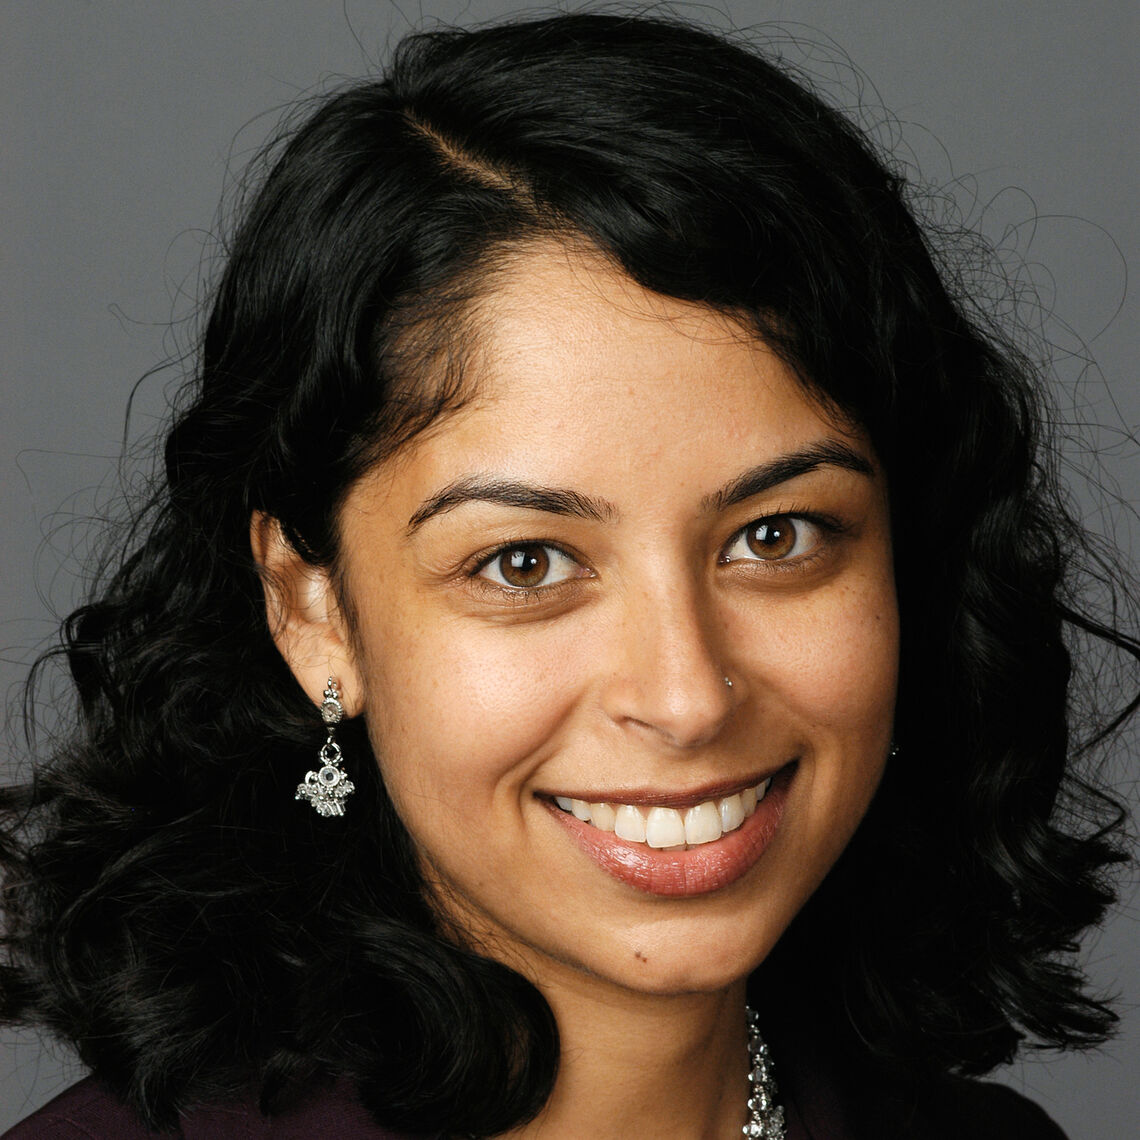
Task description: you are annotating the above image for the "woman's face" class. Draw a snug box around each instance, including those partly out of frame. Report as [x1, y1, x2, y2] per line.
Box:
[308, 246, 897, 997]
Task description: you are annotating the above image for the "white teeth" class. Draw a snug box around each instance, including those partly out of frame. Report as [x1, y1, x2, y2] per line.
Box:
[614, 803, 647, 842]
[554, 777, 774, 850]
[719, 792, 745, 833]
[589, 802, 616, 832]
[684, 800, 723, 845]
[645, 807, 686, 849]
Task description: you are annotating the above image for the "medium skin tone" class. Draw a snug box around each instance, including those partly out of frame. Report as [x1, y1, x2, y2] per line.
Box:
[257, 244, 898, 1138]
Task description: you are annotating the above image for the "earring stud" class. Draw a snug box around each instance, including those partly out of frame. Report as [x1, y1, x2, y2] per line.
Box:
[724, 676, 733, 688]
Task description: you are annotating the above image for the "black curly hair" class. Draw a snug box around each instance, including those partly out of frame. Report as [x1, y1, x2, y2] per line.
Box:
[2, 11, 1135, 1137]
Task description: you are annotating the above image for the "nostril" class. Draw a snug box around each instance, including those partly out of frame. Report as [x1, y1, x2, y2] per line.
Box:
[613, 676, 738, 750]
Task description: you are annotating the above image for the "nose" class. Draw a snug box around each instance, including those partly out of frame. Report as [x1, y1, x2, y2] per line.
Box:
[600, 578, 737, 750]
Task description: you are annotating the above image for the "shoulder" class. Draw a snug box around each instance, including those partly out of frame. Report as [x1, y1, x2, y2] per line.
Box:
[1, 1079, 152, 1140]
[772, 1027, 1068, 1140]
[916, 1075, 1068, 1140]
[2, 1078, 415, 1140]
[860, 1072, 1069, 1140]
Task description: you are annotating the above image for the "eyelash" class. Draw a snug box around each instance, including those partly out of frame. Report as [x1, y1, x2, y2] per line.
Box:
[717, 511, 841, 571]
[470, 541, 588, 601]
[468, 511, 843, 601]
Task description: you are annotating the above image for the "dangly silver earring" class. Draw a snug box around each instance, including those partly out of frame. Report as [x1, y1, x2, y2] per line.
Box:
[295, 677, 355, 817]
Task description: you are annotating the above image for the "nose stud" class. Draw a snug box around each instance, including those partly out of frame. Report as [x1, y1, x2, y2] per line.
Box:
[723, 676, 733, 688]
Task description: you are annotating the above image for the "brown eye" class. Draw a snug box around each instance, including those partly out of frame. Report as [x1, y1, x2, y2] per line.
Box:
[745, 517, 797, 559]
[475, 543, 585, 592]
[497, 545, 550, 587]
[721, 515, 823, 565]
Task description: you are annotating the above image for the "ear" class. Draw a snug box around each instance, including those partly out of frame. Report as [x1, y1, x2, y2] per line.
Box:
[250, 511, 364, 717]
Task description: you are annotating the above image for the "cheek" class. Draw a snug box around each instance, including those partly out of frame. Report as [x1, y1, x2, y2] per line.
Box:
[754, 575, 897, 859]
[808, 593, 898, 725]
[735, 574, 898, 731]
[359, 610, 593, 805]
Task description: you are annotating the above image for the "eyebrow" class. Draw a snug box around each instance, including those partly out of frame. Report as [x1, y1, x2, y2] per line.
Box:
[701, 440, 875, 513]
[406, 439, 875, 534]
[407, 477, 616, 533]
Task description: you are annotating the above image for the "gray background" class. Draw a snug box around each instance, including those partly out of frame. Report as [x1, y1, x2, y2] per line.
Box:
[2, 1, 1136, 1134]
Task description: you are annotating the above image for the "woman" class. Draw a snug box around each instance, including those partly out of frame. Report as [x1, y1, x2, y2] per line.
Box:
[2, 11, 1134, 1138]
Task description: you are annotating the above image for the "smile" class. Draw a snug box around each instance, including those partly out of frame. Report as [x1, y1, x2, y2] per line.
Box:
[545, 767, 792, 897]
[553, 779, 772, 850]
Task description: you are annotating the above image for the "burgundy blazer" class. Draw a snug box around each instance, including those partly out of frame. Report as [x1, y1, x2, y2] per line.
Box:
[3, 1064, 1068, 1139]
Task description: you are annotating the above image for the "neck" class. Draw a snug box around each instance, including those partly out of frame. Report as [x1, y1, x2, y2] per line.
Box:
[498, 979, 750, 1140]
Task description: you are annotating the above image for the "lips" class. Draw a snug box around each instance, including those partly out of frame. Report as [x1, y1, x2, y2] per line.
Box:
[544, 766, 792, 897]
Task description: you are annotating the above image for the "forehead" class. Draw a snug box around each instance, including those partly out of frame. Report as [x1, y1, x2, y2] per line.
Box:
[472, 244, 771, 393]
[437, 245, 848, 451]
[354, 243, 867, 518]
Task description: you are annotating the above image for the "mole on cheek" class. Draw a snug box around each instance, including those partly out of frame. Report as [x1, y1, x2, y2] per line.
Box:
[634, 949, 647, 962]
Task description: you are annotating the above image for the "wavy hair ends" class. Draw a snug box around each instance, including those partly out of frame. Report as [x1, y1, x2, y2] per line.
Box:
[1, 10, 1135, 1136]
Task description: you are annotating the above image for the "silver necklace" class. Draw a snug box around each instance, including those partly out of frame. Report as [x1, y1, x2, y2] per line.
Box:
[743, 1006, 786, 1138]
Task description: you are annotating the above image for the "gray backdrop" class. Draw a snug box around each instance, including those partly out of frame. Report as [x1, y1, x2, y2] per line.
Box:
[3, 1, 1137, 1134]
